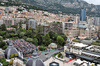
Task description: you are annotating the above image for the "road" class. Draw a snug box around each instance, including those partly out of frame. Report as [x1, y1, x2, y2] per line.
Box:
[39, 49, 63, 61]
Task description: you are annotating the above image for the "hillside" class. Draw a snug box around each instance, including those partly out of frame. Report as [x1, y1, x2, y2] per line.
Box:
[0, 0, 100, 16]
[0, 0, 45, 11]
[21, 0, 100, 16]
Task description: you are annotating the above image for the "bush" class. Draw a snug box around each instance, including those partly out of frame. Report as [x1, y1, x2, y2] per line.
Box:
[92, 42, 100, 46]
[53, 52, 63, 58]
[39, 46, 46, 51]
[26, 38, 33, 42]
[57, 53, 63, 58]
[72, 39, 79, 42]
[12, 37, 19, 39]
[53, 52, 59, 57]
[10, 33, 17, 37]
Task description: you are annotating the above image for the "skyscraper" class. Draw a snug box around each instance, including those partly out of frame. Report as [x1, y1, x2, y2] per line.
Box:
[80, 9, 86, 21]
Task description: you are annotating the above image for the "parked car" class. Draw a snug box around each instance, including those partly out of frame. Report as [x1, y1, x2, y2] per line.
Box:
[45, 53, 49, 55]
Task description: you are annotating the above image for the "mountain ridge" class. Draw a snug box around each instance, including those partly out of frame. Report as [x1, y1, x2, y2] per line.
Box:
[2, 0, 100, 16]
[20, 0, 100, 16]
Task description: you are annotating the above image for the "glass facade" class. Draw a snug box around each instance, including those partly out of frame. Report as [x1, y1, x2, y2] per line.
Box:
[80, 9, 86, 21]
[49, 62, 59, 66]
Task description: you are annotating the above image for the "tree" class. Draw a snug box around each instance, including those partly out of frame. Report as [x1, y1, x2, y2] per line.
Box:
[3, 61, 9, 66]
[19, 32, 25, 38]
[0, 31, 7, 36]
[59, 33, 67, 41]
[44, 33, 51, 46]
[0, 24, 6, 31]
[2, 45, 7, 50]
[32, 38, 38, 46]
[23, 36, 27, 41]
[5, 33, 10, 38]
[48, 31, 58, 42]
[39, 46, 46, 51]
[0, 41, 7, 50]
[10, 54, 15, 59]
[20, 29, 26, 32]
[58, 53, 63, 58]
[24, 61, 27, 64]
[25, 30, 32, 37]
[49, 31, 55, 39]
[36, 33, 43, 45]
[0, 41, 6, 48]
[26, 38, 33, 42]
[14, 53, 18, 57]
[18, 22, 22, 30]
[0, 58, 6, 63]
[57, 36, 64, 46]
[10, 33, 17, 37]
[11, 25, 17, 30]
[9, 59, 13, 65]
[0, 36, 3, 41]
[36, 24, 43, 34]
[7, 29, 15, 33]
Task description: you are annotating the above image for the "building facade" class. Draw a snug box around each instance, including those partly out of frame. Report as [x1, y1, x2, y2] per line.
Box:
[28, 19, 36, 29]
[80, 9, 86, 21]
[43, 22, 63, 34]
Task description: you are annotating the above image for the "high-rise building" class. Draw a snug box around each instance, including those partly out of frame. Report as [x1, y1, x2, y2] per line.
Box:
[94, 17, 100, 25]
[78, 9, 87, 28]
[80, 9, 86, 21]
[28, 19, 36, 29]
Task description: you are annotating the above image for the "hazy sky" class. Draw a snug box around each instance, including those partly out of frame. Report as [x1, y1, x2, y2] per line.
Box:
[84, 0, 100, 5]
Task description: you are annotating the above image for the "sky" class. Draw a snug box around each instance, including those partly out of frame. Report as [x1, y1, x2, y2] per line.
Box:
[84, 0, 100, 5]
